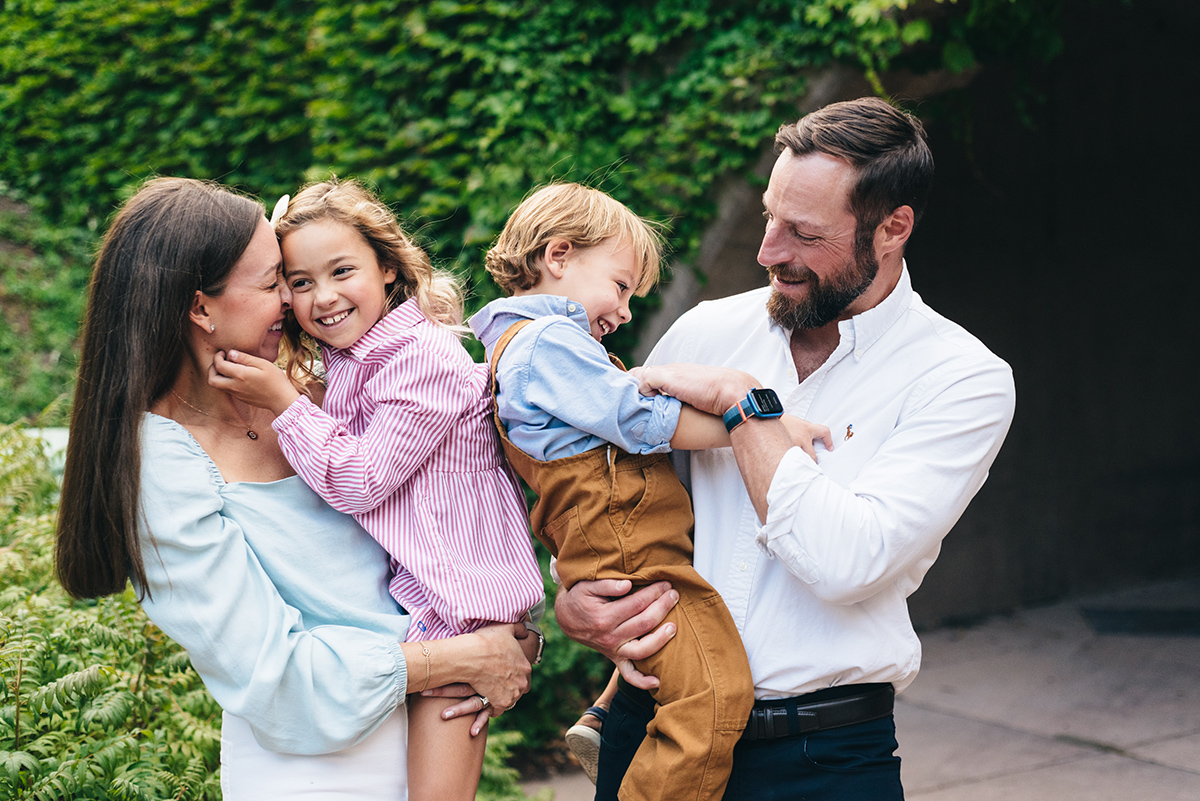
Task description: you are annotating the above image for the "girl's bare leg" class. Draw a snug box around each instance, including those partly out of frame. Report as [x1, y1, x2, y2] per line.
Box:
[407, 693, 487, 801]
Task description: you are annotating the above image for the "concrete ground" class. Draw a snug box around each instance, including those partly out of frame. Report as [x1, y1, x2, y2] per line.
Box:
[521, 577, 1200, 800]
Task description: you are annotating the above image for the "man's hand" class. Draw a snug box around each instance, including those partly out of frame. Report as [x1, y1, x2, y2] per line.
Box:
[555, 579, 678, 689]
[209, 350, 302, 416]
[780, 415, 834, 461]
[631, 364, 759, 416]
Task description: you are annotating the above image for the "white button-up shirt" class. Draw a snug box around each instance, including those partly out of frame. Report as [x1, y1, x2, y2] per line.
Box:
[646, 267, 1015, 698]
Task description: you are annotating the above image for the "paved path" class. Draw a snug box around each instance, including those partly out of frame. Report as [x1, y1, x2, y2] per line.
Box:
[522, 578, 1200, 800]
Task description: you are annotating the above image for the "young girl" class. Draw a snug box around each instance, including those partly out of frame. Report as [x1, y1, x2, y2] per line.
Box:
[211, 178, 544, 801]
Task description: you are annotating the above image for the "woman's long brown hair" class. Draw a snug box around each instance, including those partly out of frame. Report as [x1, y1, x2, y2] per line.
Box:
[55, 177, 262, 599]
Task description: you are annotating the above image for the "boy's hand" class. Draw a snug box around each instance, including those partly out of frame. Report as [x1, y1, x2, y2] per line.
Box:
[209, 350, 301, 416]
[780, 414, 834, 461]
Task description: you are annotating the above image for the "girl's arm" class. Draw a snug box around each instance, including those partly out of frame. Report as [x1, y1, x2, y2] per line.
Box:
[213, 340, 473, 515]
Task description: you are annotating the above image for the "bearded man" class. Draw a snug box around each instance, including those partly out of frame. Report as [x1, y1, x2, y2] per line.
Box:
[556, 97, 1017, 800]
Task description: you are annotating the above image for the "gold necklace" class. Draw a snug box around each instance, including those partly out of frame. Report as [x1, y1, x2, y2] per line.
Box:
[171, 391, 259, 440]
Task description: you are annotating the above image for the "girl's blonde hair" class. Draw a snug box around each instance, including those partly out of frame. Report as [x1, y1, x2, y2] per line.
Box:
[274, 177, 464, 386]
[485, 183, 664, 296]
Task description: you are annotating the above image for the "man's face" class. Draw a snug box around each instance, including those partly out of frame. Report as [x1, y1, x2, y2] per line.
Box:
[758, 149, 879, 331]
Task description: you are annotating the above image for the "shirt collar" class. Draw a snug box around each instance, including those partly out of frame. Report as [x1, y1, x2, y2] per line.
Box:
[468, 294, 591, 349]
[839, 263, 913, 357]
[331, 297, 426, 361]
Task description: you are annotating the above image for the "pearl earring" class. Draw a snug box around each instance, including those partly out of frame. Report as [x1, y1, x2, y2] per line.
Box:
[210, 324, 215, 332]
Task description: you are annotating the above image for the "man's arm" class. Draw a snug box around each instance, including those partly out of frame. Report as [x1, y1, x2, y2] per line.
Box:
[634, 363, 788, 521]
[639, 359, 1017, 605]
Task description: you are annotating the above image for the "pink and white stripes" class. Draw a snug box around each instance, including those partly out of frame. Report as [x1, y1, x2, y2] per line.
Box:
[272, 298, 543, 641]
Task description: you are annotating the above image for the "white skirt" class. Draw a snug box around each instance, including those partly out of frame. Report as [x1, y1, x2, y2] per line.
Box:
[220, 707, 408, 800]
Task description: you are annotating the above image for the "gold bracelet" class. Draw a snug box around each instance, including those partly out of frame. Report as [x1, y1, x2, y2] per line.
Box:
[415, 641, 432, 693]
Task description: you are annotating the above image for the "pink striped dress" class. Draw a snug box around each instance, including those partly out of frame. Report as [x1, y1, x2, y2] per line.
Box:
[272, 298, 544, 642]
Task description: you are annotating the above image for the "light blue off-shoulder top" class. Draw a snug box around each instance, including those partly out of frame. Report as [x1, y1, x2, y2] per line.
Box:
[136, 413, 410, 755]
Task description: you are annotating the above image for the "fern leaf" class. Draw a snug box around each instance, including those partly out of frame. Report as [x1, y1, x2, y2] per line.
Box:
[0, 748, 40, 778]
[27, 665, 113, 713]
[80, 689, 136, 730]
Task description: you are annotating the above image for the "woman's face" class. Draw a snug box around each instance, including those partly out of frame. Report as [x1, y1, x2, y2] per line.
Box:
[201, 217, 290, 361]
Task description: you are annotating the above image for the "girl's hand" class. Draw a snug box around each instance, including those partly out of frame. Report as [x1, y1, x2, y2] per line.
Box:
[780, 414, 833, 460]
[209, 350, 301, 416]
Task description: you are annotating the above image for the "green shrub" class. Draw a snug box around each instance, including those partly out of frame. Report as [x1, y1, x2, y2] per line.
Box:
[0, 197, 94, 425]
[1, 0, 1065, 367]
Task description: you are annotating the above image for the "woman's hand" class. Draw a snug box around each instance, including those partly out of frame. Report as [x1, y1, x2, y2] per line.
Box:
[555, 579, 678, 689]
[209, 350, 302, 416]
[780, 414, 834, 460]
[418, 622, 532, 734]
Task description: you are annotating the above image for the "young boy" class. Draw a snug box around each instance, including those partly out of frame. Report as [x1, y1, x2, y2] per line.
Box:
[469, 183, 830, 801]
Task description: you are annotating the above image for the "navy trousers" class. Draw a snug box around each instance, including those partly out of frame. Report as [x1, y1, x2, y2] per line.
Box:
[596, 684, 904, 801]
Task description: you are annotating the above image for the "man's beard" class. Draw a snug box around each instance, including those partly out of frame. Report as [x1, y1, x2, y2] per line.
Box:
[765, 234, 879, 331]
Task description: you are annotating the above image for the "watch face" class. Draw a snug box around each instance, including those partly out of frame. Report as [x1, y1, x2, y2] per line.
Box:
[750, 388, 784, 416]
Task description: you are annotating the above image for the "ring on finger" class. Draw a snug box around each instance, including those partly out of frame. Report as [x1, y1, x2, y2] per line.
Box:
[477, 694, 490, 708]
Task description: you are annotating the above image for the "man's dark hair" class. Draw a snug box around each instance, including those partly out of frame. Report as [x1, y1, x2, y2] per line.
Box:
[775, 97, 934, 236]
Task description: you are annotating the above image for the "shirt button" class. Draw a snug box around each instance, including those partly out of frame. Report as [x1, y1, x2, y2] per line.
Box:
[855, 350, 863, 358]
[567, 303, 577, 313]
[738, 562, 748, 572]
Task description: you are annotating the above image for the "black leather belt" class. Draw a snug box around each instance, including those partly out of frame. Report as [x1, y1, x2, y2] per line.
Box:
[741, 684, 894, 741]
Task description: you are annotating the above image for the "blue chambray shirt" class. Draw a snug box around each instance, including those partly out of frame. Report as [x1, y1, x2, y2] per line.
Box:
[469, 295, 682, 461]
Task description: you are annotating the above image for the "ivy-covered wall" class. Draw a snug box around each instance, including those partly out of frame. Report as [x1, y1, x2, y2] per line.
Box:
[1, 0, 1063, 396]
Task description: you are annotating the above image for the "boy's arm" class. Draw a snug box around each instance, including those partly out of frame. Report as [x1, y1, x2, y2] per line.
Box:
[670, 406, 731, 450]
[635, 364, 833, 457]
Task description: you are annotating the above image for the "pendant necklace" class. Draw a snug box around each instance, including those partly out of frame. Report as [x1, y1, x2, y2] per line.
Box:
[171, 391, 259, 440]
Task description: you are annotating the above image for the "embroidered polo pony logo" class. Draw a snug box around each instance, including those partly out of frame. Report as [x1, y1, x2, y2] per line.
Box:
[844, 424, 854, 441]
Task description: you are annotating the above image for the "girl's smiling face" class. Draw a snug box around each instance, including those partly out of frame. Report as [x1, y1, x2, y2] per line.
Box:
[281, 220, 398, 349]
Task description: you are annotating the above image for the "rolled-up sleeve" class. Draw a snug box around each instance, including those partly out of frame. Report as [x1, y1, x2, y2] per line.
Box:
[517, 319, 681, 454]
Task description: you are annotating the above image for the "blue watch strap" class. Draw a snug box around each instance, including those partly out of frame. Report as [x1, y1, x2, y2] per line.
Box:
[724, 389, 783, 432]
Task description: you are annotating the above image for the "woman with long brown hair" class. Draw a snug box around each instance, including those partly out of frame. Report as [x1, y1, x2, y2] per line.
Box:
[55, 177, 534, 799]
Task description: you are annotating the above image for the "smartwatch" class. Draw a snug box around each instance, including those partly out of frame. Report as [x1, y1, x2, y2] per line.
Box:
[723, 388, 784, 432]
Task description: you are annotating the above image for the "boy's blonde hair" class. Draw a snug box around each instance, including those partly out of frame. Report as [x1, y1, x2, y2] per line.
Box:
[485, 183, 664, 296]
[274, 177, 464, 385]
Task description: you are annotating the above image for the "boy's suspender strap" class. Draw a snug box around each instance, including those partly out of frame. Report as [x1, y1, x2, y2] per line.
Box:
[488, 319, 534, 384]
[488, 319, 535, 440]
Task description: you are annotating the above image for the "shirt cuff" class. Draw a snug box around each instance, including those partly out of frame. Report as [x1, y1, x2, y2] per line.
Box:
[640, 395, 682, 453]
[272, 393, 318, 432]
[754, 446, 822, 584]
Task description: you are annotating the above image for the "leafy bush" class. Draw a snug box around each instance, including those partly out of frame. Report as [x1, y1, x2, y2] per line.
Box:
[0, 197, 94, 425]
[1, 0, 1065, 364]
[2, 424, 224, 800]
